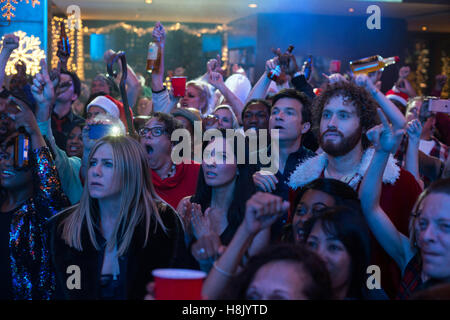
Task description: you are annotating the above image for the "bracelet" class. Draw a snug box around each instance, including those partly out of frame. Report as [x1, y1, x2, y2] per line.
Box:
[213, 261, 234, 277]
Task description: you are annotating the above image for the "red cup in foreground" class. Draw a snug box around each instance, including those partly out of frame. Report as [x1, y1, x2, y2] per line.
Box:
[171, 76, 187, 97]
[152, 268, 206, 300]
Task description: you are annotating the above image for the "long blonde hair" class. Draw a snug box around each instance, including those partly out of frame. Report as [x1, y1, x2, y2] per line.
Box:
[59, 136, 166, 256]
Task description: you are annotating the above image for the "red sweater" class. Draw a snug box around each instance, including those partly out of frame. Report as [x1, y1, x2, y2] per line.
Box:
[151, 161, 201, 209]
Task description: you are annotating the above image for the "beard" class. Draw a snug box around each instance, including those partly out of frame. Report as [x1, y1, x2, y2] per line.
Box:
[320, 126, 362, 157]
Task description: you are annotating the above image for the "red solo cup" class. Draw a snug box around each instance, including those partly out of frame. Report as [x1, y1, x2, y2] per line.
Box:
[171, 76, 187, 97]
[152, 268, 207, 300]
[330, 60, 341, 74]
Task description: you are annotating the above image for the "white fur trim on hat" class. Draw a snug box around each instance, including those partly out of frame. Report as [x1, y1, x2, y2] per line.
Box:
[287, 148, 400, 190]
[86, 96, 120, 119]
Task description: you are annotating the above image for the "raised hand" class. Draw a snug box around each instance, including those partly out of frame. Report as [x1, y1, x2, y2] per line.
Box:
[1, 34, 19, 53]
[152, 21, 166, 45]
[191, 204, 213, 239]
[366, 108, 405, 153]
[406, 119, 422, 145]
[252, 170, 278, 193]
[323, 73, 348, 85]
[31, 59, 54, 105]
[176, 196, 193, 230]
[243, 192, 290, 235]
[207, 70, 225, 90]
[354, 73, 377, 93]
[265, 56, 279, 74]
[207, 54, 222, 74]
[7, 96, 39, 136]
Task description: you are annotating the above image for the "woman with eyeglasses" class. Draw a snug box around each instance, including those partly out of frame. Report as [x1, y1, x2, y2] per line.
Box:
[360, 120, 450, 299]
[139, 112, 201, 209]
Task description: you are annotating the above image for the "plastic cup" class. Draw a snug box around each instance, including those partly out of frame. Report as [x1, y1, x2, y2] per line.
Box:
[152, 268, 206, 300]
[171, 76, 187, 97]
[330, 60, 341, 74]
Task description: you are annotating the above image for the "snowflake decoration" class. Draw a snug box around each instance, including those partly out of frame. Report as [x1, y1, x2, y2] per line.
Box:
[0, 30, 46, 76]
[1, 0, 40, 22]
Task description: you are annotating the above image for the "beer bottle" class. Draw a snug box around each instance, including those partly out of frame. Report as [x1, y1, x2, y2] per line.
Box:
[267, 65, 281, 81]
[146, 42, 160, 73]
[349, 55, 399, 75]
[59, 21, 70, 57]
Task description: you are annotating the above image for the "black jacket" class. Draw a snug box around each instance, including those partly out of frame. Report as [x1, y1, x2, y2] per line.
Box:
[47, 200, 197, 300]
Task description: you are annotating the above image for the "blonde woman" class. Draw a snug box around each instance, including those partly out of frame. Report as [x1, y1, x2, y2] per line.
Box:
[48, 136, 195, 299]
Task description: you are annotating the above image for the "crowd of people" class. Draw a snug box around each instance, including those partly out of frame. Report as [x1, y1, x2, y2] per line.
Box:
[0, 21, 449, 300]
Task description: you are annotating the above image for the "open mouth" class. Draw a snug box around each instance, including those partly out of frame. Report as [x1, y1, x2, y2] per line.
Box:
[273, 125, 284, 130]
[68, 145, 81, 152]
[181, 102, 189, 108]
[205, 171, 217, 178]
[146, 145, 154, 155]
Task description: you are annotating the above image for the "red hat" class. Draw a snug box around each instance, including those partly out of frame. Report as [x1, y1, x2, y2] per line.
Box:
[385, 88, 409, 107]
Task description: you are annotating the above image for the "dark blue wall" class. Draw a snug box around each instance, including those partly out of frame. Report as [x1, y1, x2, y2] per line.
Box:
[255, 13, 408, 78]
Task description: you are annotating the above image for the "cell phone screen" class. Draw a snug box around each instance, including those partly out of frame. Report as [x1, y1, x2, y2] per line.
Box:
[429, 99, 450, 114]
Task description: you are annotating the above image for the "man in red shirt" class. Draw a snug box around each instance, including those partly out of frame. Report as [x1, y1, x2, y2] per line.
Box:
[139, 112, 200, 209]
[288, 79, 422, 298]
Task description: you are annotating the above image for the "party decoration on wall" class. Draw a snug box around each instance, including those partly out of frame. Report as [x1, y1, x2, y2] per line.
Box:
[1, 0, 40, 22]
[51, 15, 85, 80]
[0, 30, 45, 76]
[85, 22, 230, 38]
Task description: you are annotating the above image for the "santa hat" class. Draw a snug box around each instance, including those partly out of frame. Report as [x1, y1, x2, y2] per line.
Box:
[87, 95, 133, 131]
[385, 88, 409, 107]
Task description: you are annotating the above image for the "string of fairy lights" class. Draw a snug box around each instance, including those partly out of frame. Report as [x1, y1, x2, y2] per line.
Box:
[51, 15, 85, 80]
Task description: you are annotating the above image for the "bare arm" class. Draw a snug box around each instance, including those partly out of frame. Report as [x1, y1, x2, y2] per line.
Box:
[404, 120, 424, 188]
[207, 71, 244, 123]
[359, 110, 414, 271]
[355, 74, 407, 130]
[245, 57, 278, 103]
[0, 34, 19, 88]
[202, 192, 289, 300]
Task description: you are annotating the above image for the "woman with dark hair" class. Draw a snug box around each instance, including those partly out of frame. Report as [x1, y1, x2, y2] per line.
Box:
[0, 97, 70, 299]
[303, 206, 387, 300]
[286, 178, 360, 243]
[221, 243, 332, 300]
[177, 128, 256, 270]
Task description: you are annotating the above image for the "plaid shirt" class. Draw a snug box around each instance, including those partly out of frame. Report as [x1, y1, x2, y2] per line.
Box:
[395, 135, 448, 166]
[396, 254, 422, 300]
[429, 136, 449, 163]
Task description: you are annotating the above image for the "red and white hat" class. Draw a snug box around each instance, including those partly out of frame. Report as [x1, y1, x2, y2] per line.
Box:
[87, 95, 120, 119]
[385, 87, 409, 107]
[86, 95, 133, 131]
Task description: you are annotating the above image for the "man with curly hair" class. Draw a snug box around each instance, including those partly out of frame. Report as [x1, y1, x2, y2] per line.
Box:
[288, 76, 422, 298]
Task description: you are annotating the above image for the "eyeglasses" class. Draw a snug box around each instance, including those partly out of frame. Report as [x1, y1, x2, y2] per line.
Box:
[139, 126, 167, 138]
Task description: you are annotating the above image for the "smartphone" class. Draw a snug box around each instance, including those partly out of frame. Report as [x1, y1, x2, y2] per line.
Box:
[429, 99, 450, 114]
[89, 123, 114, 140]
[14, 132, 30, 169]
